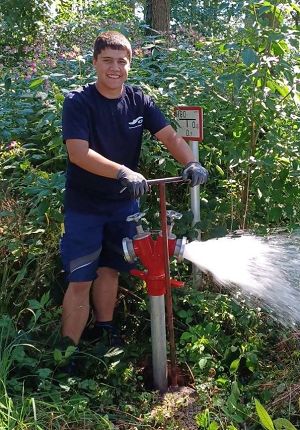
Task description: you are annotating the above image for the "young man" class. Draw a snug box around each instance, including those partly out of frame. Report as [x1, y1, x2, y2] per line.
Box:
[61, 31, 208, 347]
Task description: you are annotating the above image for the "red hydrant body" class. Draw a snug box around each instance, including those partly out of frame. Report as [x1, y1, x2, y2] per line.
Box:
[123, 231, 185, 296]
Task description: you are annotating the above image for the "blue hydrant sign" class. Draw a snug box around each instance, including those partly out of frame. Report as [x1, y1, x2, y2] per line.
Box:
[175, 106, 203, 141]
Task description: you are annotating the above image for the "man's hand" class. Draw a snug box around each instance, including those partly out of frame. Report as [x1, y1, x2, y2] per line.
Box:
[117, 165, 148, 199]
[182, 161, 209, 186]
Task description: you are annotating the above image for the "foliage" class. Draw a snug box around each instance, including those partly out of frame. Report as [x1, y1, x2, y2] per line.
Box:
[0, 0, 55, 66]
[170, 0, 245, 37]
[0, 0, 300, 429]
[0, 294, 156, 429]
[132, 1, 300, 233]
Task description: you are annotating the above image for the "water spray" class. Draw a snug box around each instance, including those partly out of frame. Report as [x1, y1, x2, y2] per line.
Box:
[183, 233, 300, 326]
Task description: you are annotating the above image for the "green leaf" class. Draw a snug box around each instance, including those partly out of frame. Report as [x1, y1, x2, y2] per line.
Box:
[208, 421, 219, 430]
[274, 418, 297, 430]
[216, 165, 225, 176]
[37, 368, 52, 379]
[246, 351, 258, 371]
[230, 358, 240, 373]
[195, 409, 210, 428]
[255, 399, 275, 430]
[241, 48, 259, 67]
[29, 78, 45, 89]
[53, 349, 63, 363]
[180, 331, 192, 341]
[64, 345, 77, 359]
[178, 310, 188, 318]
[266, 80, 276, 92]
[268, 32, 285, 42]
[215, 377, 229, 386]
[231, 381, 240, 399]
[272, 40, 289, 56]
[28, 299, 42, 310]
[199, 358, 208, 369]
[274, 82, 290, 97]
[40, 292, 50, 307]
[11, 346, 25, 363]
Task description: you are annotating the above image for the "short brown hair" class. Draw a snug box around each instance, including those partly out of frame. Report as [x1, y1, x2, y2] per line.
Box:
[93, 31, 132, 61]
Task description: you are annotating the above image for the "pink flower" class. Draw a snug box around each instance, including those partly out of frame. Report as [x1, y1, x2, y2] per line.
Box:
[6, 141, 17, 150]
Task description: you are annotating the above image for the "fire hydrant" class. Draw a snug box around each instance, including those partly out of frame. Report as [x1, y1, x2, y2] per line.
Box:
[122, 210, 186, 295]
[123, 208, 187, 392]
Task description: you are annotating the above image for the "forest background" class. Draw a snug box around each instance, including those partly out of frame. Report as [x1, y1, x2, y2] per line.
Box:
[0, 1, 299, 429]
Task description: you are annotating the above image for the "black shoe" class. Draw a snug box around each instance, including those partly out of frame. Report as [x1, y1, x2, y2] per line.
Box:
[105, 325, 124, 347]
[82, 323, 124, 347]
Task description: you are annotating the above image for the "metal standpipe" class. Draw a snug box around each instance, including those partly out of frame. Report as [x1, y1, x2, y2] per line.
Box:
[190, 140, 202, 287]
[150, 295, 168, 392]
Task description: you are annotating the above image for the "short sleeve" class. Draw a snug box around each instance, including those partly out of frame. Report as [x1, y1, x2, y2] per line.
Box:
[143, 95, 169, 135]
[62, 93, 90, 142]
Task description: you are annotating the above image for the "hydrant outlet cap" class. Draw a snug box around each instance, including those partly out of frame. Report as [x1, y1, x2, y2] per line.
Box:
[174, 237, 187, 262]
[122, 237, 136, 263]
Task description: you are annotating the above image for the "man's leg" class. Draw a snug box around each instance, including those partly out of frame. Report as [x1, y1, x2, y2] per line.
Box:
[92, 267, 119, 322]
[62, 281, 92, 345]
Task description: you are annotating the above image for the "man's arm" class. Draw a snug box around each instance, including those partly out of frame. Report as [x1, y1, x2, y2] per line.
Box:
[66, 139, 148, 198]
[154, 125, 196, 165]
[66, 139, 121, 178]
[155, 125, 209, 185]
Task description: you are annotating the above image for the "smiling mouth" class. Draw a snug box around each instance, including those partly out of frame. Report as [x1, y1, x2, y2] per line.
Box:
[107, 74, 121, 79]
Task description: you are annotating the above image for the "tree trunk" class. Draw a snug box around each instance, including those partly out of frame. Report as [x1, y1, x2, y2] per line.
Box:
[145, 0, 152, 27]
[145, 0, 170, 32]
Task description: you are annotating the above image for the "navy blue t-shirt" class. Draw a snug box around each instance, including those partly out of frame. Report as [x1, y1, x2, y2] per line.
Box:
[62, 83, 169, 199]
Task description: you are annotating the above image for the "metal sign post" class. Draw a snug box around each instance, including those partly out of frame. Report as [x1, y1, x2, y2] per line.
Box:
[175, 106, 203, 287]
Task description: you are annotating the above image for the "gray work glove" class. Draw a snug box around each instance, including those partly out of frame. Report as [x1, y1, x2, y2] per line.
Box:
[182, 161, 209, 186]
[117, 165, 148, 199]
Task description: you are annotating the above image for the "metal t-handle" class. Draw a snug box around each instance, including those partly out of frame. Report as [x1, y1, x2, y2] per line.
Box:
[126, 212, 146, 235]
[166, 210, 182, 223]
[166, 210, 182, 235]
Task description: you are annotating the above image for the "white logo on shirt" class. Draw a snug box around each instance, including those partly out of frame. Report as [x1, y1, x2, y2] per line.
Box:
[128, 116, 143, 129]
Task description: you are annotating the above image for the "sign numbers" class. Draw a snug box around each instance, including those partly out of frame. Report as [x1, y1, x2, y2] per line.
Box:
[174, 106, 203, 141]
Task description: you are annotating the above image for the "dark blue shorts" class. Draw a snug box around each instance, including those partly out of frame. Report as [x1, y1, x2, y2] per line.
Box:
[60, 188, 139, 282]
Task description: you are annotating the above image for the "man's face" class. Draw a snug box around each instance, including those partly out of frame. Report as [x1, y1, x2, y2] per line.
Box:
[93, 48, 130, 96]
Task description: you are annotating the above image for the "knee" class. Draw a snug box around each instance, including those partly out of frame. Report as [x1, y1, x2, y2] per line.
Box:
[67, 281, 92, 298]
[96, 267, 119, 281]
